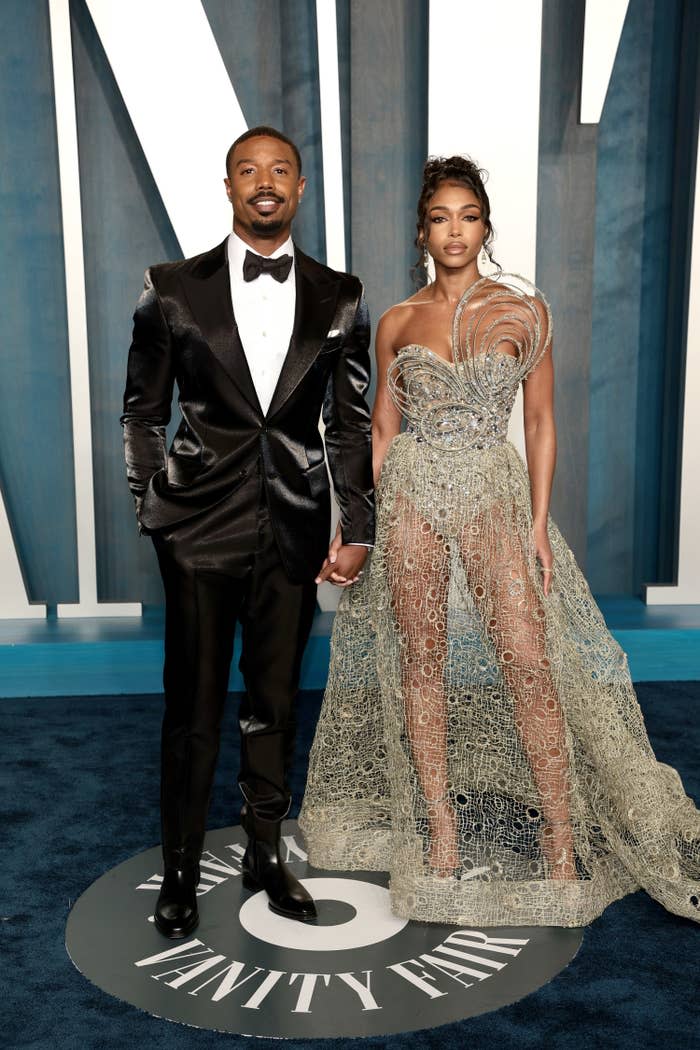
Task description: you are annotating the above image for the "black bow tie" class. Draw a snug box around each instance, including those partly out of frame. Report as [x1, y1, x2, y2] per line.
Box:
[242, 249, 293, 283]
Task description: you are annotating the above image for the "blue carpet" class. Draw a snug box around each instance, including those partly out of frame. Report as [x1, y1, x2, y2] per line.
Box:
[2, 684, 699, 1049]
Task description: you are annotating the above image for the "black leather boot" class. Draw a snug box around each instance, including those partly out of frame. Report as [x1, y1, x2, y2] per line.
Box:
[154, 861, 200, 938]
[241, 810, 317, 922]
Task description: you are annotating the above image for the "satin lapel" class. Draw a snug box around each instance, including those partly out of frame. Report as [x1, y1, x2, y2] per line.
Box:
[266, 255, 340, 418]
[180, 244, 262, 414]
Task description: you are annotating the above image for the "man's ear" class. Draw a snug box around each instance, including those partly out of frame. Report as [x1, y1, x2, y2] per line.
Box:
[224, 176, 232, 201]
[297, 175, 307, 202]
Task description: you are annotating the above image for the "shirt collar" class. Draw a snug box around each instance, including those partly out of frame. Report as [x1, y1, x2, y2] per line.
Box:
[227, 230, 295, 280]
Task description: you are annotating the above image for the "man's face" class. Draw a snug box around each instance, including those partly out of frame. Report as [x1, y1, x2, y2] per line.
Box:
[225, 135, 305, 248]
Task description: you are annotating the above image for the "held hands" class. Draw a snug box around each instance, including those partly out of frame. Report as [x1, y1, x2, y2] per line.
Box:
[315, 524, 368, 587]
[533, 520, 554, 597]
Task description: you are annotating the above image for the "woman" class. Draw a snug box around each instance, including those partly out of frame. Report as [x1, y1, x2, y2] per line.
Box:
[300, 156, 700, 927]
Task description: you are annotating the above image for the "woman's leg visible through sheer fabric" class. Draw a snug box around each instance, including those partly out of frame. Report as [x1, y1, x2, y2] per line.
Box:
[461, 509, 576, 880]
[386, 498, 457, 875]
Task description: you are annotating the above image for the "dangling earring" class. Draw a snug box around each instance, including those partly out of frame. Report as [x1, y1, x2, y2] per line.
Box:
[423, 245, 430, 270]
[480, 245, 489, 268]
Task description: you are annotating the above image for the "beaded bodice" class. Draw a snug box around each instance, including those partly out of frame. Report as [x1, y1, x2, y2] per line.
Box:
[388, 346, 519, 451]
[386, 275, 552, 453]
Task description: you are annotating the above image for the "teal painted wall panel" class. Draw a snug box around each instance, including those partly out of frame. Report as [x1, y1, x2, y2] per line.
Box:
[337, 0, 429, 401]
[537, 0, 597, 568]
[0, 0, 693, 609]
[202, 0, 326, 262]
[0, 0, 77, 602]
[71, 0, 182, 605]
[587, 0, 684, 593]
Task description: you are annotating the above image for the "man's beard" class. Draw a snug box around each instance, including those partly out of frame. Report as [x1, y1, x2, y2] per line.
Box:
[251, 217, 284, 236]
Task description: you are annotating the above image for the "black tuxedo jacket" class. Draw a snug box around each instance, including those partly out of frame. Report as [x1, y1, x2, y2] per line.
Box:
[121, 239, 374, 582]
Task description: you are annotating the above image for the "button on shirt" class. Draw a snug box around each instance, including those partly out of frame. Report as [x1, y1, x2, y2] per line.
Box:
[227, 231, 295, 415]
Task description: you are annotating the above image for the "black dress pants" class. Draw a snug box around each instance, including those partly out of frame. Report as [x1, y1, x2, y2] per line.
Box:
[153, 483, 318, 869]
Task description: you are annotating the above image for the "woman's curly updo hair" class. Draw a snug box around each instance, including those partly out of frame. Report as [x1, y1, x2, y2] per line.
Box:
[414, 155, 497, 284]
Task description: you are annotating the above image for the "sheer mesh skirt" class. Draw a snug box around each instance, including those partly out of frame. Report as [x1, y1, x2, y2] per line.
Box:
[300, 435, 700, 926]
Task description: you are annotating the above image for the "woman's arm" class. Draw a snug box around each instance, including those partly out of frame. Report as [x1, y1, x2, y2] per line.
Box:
[522, 348, 556, 595]
[371, 310, 404, 485]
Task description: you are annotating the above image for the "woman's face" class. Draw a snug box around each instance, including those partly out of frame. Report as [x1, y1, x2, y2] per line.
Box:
[423, 181, 486, 272]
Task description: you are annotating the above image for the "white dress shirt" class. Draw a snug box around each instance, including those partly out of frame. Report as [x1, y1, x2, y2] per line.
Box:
[227, 230, 295, 415]
[227, 230, 371, 552]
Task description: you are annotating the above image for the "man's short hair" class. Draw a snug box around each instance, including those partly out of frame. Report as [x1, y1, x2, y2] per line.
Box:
[226, 126, 302, 177]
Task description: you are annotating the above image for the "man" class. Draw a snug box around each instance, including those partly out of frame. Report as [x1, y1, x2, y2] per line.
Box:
[121, 126, 373, 937]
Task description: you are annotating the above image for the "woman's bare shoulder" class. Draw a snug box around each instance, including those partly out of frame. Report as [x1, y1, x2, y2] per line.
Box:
[379, 290, 431, 331]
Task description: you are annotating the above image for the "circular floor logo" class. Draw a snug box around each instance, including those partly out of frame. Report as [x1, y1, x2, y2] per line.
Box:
[66, 821, 582, 1038]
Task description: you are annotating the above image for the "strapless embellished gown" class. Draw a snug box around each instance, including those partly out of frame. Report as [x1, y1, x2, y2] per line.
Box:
[299, 277, 700, 927]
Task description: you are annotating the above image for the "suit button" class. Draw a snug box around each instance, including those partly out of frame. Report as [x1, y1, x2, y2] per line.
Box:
[267, 471, 278, 480]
